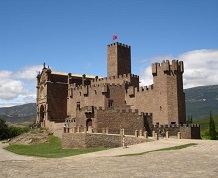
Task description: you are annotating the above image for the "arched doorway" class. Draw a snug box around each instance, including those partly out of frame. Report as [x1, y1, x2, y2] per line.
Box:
[39, 105, 45, 122]
[86, 119, 92, 128]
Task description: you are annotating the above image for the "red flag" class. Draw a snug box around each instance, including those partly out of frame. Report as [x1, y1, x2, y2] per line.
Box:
[113, 34, 118, 40]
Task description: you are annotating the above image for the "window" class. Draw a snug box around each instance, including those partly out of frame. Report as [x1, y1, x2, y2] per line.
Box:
[77, 102, 80, 110]
[108, 100, 113, 108]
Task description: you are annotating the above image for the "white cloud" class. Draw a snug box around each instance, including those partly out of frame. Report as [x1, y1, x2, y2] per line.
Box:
[0, 65, 41, 107]
[14, 65, 41, 79]
[139, 49, 218, 89]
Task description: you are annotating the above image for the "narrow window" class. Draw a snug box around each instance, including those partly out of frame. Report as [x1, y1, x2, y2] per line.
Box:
[77, 102, 80, 110]
[108, 100, 113, 108]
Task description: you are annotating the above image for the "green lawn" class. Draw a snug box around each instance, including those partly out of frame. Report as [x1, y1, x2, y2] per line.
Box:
[193, 115, 218, 139]
[5, 136, 106, 158]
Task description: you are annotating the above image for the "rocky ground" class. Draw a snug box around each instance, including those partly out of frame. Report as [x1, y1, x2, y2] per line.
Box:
[0, 137, 218, 178]
[9, 128, 51, 145]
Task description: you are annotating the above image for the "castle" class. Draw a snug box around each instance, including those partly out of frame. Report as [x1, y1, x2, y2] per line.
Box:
[36, 42, 200, 141]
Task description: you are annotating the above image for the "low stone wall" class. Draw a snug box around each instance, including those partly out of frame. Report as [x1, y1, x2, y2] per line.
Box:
[180, 126, 201, 139]
[62, 133, 148, 149]
[152, 124, 201, 139]
[152, 126, 180, 136]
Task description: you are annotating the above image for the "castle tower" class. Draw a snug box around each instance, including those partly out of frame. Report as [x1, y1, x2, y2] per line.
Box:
[107, 42, 131, 78]
[152, 60, 186, 125]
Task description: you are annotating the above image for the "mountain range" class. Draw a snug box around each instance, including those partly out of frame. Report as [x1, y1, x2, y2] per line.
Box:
[0, 85, 218, 124]
[185, 85, 218, 119]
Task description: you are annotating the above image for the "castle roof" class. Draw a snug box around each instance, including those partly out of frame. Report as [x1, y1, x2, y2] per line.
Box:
[51, 71, 103, 79]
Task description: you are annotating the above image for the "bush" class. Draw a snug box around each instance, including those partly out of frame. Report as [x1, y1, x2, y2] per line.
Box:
[0, 118, 9, 140]
[0, 118, 30, 140]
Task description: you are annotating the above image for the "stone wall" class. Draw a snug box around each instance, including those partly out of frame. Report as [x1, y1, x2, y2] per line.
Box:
[125, 60, 186, 126]
[62, 133, 148, 149]
[180, 125, 201, 139]
[47, 82, 68, 122]
[95, 109, 144, 135]
[152, 124, 201, 139]
[45, 120, 64, 138]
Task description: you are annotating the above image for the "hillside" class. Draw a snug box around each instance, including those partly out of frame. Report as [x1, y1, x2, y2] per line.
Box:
[0, 103, 36, 124]
[185, 85, 218, 119]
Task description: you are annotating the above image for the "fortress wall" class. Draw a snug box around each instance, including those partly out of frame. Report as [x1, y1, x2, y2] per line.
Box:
[67, 84, 107, 118]
[47, 82, 67, 122]
[180, 125, 201, 139]
[152, 124, 200, 139]
[125, 85, 156, 120]
[108, 84, 126, 106]
[91, 74, 139, 86]
[125, 60, 185, 126]
[67, 83, 127, 118]
[75, 109, 86, 129]
[95, 109, 144, 135]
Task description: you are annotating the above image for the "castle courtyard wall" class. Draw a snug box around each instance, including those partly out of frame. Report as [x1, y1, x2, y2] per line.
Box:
[95, 109, 144, 135]
[62, 133, 148, 149]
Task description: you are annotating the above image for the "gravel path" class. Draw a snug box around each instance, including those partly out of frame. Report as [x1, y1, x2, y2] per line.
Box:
[0, 138, 218, 178]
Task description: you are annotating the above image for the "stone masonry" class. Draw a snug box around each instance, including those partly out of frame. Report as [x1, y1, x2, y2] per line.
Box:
[36, 42, 200, 142]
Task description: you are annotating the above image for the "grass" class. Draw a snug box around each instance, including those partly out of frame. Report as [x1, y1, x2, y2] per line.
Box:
[5, 136, 106, 158]
[193, 115, 218, 139]
[119, 143, 197, 156]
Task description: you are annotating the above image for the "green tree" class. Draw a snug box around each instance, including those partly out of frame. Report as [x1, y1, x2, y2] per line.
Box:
[187, 115, 193, 124]
[209, 111, 216, 140]
[190, 115, 193, 124]
[0, 118, 9, 140]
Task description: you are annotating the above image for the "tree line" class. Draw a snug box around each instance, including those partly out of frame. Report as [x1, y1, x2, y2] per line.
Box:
[187, 112, 218, 140]
[0, 118, 30, 140]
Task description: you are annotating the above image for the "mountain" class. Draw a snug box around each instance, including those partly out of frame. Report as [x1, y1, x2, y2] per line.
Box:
[0, 103, 36, 124]
[0, 85, 218, 125]
[185, 85, 218, 120]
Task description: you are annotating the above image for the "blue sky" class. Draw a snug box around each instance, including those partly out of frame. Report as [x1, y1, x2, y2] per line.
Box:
[0, 0, 218, 107]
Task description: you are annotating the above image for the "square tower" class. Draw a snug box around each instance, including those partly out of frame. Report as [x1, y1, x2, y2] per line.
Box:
[107, 42, 131, 77]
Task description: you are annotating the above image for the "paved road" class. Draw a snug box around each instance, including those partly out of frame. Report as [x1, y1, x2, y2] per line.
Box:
[0, 138, 218, 178]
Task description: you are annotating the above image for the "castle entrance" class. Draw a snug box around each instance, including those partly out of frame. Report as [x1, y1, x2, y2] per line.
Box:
[86, 119, 92, 128]
[39, 105, 45, 122]
[144, 116, 152, 136]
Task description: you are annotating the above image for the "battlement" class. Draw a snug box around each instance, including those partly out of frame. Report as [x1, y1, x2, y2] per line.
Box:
[127, 84, 154, 97]
[107, 42, 130, 49]
[91, 73, 139, 85]
[95, 107, 151, 116]
[153, 124, 200, 128]
[138, 85, 154, 92]
[95, 107, 144, 116]
[152, 60, 184, 75]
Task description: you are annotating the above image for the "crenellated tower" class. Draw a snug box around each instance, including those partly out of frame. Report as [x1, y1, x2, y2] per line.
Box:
[152, 60, 186, 125]
[107, 42, 131, 78]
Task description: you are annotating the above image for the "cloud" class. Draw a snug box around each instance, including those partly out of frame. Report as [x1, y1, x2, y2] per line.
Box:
[139, 49, 218, 89]
[0, 65, 41, 107]
[14, 65, 41, 79]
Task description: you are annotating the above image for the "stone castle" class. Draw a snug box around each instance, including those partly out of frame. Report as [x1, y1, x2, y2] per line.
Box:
[36, 42, 200, 141]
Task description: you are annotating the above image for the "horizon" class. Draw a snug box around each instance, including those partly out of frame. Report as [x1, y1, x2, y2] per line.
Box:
[1, 0, 218, 107]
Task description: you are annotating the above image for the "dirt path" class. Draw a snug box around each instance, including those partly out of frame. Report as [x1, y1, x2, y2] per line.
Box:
[0, 139, 218, 178]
